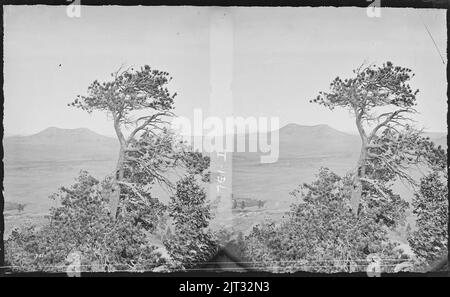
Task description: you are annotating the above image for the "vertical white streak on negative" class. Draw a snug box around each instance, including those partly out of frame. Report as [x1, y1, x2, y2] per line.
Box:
[208, 8, 234, 235]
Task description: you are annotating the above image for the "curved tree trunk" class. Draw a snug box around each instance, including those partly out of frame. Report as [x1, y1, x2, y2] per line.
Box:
[109, 146, 125, 219]
[351, 114, 367, 215]
[109, 115, 127, 220]
[351, 144, 366, 215]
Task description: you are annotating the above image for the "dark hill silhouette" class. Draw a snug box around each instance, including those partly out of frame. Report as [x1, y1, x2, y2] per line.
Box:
[4, 127, 119, 164]
[233, 123, 361, 165]
[278, 123, 361, 158]
[233, 124, 446, 163]
[23, 127, 115, 143]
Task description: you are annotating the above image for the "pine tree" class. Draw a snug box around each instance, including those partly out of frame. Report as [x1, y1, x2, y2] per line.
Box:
[164, 175, 216, 268]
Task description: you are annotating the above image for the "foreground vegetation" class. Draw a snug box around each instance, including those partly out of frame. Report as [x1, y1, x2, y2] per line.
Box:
[5, 62, 448, 273]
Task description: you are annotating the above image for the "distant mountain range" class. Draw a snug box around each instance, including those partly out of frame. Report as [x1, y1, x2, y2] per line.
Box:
[4, 125, 446, 164]
[234, 123, 446, 165]
[280, 123, 447, 156]
[278, 123, 361, 158]
[8, 127, 117, 144]
[4, 127, 119, 165]
[2, 125, 446, 220]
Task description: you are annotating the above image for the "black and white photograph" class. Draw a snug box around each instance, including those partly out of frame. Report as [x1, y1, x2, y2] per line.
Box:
[1, 1, 448, 281]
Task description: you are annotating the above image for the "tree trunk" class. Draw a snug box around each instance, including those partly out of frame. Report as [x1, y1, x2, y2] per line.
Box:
[109, 116, 127, 220]
[351, 114, 367, 215]
[109, 145, 125, 219]
[351, 144, 366, 215]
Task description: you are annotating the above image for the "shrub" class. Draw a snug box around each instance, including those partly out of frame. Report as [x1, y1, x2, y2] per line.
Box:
[164, 175, 217, 269]
[243, 168, 406, 273]
[408, 171, 448, 264]
[5, 171, 165, 273]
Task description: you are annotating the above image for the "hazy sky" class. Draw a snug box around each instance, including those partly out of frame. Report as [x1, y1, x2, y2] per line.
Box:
[3, 6, 447, 136]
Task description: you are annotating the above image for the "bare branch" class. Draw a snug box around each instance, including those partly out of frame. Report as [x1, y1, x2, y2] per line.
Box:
[368, 109, 412, 141]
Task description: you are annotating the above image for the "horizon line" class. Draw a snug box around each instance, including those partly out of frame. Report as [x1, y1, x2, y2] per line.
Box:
[4, 123, 447, 139]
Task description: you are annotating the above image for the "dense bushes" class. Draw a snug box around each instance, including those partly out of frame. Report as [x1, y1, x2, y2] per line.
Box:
[6, 159, 216, 272]
[408, 157, 448, 265]
[243, 168, 407, 273]
[5, 171, 166, 272]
